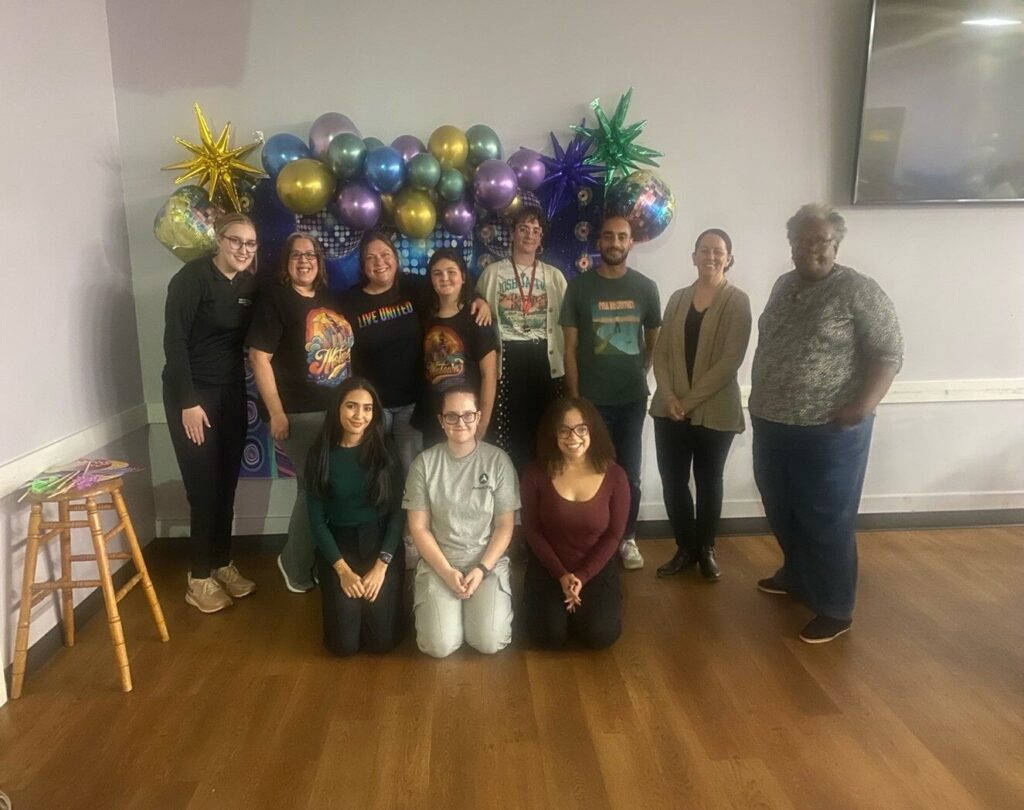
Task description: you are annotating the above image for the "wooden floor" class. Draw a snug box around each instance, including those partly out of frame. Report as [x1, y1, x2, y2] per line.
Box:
[1, 528, 1022, 809]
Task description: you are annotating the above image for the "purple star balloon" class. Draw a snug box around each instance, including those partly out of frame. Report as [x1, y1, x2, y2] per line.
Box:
[538, 120, 607, 220]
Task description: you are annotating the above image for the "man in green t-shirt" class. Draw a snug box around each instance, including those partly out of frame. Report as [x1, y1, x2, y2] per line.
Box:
[560, 216, 662, 569]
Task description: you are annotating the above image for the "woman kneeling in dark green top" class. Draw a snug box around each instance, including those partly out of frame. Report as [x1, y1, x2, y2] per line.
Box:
[306, 377, 405, 656]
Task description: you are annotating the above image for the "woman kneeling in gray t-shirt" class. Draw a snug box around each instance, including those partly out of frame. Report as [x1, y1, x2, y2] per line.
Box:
[403, 384, 520, 658]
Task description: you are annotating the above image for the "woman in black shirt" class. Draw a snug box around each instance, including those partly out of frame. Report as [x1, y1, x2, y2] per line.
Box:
[163, 212, 259, 614]
[247, 233, 354, 593]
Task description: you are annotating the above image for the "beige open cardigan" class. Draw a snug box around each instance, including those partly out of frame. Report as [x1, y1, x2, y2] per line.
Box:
[649, 280, 752, 433]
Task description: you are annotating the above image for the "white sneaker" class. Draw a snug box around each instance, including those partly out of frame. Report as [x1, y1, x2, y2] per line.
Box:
[213, 561, 256, 598]
[620, 538, 644, 570]
[185, 574, 233, 613]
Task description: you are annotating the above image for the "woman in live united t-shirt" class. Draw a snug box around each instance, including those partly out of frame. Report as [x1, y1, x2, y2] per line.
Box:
[412, 249, 499, 448]
[338, 231, 491, 474]
[247, 233, 354, 594]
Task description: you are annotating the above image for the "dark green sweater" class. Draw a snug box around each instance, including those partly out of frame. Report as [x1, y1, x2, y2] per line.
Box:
[307, 445, 403, 565]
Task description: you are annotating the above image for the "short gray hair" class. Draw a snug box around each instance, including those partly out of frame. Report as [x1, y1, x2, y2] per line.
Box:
[786, 203, 847, 244]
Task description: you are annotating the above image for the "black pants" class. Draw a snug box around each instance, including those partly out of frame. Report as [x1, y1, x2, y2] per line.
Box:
[164, 382, 247, 578]
[653, 417, 735, 554]
[522, 554, 621, 650]
[495, 340, 564, 475]
[315, 535, 405, 657]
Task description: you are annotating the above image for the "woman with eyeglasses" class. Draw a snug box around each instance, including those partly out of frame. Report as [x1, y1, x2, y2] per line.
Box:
[520, 397, 629, 649]
[246, 233, 355, 594]
[339, 232, 491, 474]
[163, 213, 260, 614]
[476, 205, 568, 473]
[305, 377, 405, 656]
[403, 384, 519, 658]
[412, 248, 498, 448]
[650, 228, 752, 582]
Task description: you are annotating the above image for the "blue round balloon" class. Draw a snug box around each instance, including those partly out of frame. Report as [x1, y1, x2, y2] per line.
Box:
[364, 146, 405, 194]
[261, 133, 310, 178]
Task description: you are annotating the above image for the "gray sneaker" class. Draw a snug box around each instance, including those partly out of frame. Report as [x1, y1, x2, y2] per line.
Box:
[213, 562, 256, 598]
[186, 574, 233, 613]
[620, 538, 644, 570]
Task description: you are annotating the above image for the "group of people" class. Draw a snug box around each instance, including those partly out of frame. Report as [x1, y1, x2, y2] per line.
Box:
[163, 200, 902, 651]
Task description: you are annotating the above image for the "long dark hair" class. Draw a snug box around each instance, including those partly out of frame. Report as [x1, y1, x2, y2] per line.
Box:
[535, 397, 616, 477]
[427, 248, 472, 316]
[278, 232, 328, 289]
[305, 377, 395, 508]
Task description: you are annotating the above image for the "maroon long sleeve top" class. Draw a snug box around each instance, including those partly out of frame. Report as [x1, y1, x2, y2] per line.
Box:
[520, 462, 630, 584]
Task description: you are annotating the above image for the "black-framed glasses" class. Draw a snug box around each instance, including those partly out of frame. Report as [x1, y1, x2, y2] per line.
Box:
[441, 411, 480, 426]
[221, 234, 258, 251]
[557, 423, 590, 439]
[290, 250, 317, 261]
[791, 236, 835, 251]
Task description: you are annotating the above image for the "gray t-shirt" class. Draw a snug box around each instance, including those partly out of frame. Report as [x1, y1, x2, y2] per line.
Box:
[402, 441, 520, 567]
[749, 264, 903, 425]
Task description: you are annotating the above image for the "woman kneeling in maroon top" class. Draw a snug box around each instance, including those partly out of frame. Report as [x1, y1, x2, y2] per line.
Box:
[521, 397, 630, 649]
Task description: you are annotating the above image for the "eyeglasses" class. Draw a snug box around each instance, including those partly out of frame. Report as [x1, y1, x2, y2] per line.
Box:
[441, 411, 480, 426]
[290, 250, 317, 262]
[221, 235, 258, 252]
[791, 237, 836, 251]
[556, 423, 590, 439]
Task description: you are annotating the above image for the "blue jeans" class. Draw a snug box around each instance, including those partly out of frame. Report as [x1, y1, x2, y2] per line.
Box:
[595, 399, 647, 540]
[752, 416, 874, 621]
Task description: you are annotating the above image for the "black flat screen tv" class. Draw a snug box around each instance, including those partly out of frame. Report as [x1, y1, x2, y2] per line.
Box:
[854, 0, 1024, 203]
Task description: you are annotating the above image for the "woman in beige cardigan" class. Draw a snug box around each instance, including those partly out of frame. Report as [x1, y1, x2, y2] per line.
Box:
[651, 229, 752, 580]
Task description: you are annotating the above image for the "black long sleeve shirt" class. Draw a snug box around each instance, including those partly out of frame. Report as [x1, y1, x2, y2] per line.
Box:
[162, 257, 258, 409]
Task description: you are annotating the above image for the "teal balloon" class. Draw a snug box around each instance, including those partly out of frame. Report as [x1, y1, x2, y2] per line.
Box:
[363, 137, 386, 152]
[326, 132, 366, 181]
[465, 124, 502, 167]
[407, 153, 441, 191]
[437, 167, 465, 202]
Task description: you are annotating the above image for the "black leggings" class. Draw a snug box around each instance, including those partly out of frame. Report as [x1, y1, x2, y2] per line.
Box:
[493, 340, 564, 475]
[522, 554, 621, 650]
[653, 417, 735, 554]
[315, 537, 405, 657]
[164, 382, 247, 578]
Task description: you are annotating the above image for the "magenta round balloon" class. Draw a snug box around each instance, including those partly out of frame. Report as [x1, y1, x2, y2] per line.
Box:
[473, 159, 518, 210]
[507, 148, 546, 192]
[391, 134, 426, 165]
[336, 181, 381, 230]
[442, 199, 476, 236]
[309, 112, 361, 161]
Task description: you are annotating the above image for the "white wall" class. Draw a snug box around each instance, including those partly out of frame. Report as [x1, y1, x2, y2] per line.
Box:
[107, 0, 1024, 533]
[0, 1, 150, 702]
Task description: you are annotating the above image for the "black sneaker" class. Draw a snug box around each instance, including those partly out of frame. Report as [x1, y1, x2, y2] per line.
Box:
[799, 615, 852, 644]
[656, 551, 697, 578]
[756, 576, 788, 595]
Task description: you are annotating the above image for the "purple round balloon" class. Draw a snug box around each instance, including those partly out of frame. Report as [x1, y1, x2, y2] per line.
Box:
[507, 148, 546, 192]
[473, 159, 518, 210]
[309, 112, 361, 161]
[336, 181, 381, 230]
[391, 134, 426, 165]
[442, 199, 476, 236]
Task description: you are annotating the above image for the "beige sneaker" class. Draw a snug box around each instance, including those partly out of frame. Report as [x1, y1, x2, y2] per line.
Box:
[186, 574, 233, 613]
[212, 562, 256, 598]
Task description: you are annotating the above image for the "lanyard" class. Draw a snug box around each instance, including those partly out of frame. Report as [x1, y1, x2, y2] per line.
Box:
[511, 259, 538, 317]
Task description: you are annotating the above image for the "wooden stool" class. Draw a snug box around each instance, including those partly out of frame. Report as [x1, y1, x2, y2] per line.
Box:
[11, 477, 169, 698]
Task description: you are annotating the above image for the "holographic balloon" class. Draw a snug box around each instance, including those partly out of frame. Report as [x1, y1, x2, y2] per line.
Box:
[337, 181, 381, 230]
[465, 124, 502, 166]
[391, 134, 426, 164]
[442, 199, 476, 236]
[604, 170, 675, 242]
[308, 112, 361, 161]
[507, 148, 546, 192]
[437, 168, 466, 202]
[325, 132, 366, 181]
[473, 159, 518, 210]
[153, 185, 222, 261]
[364, 146, 405, 193]
[261, 133, 310, 178]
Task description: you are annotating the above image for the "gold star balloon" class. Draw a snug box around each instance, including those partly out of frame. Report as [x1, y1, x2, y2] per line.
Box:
[163, 103, 264, 212]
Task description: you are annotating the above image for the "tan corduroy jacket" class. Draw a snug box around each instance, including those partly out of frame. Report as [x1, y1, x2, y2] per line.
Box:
[649, 280, 752, 433]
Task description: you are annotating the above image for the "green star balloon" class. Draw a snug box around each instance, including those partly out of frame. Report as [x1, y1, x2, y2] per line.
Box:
[571, 88, 664, 191]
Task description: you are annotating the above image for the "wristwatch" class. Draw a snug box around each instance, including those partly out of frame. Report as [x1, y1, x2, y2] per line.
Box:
[474, 562, 491, 577]
[379, 551, 393, 566]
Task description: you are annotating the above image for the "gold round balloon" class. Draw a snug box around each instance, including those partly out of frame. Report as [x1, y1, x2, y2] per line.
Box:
[500, 194, 522, 219]
[393, 188, 437, 239]
[428, 125, 469, 171]
[275, 158, 335, 215]
[379, 192, 396, 226]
